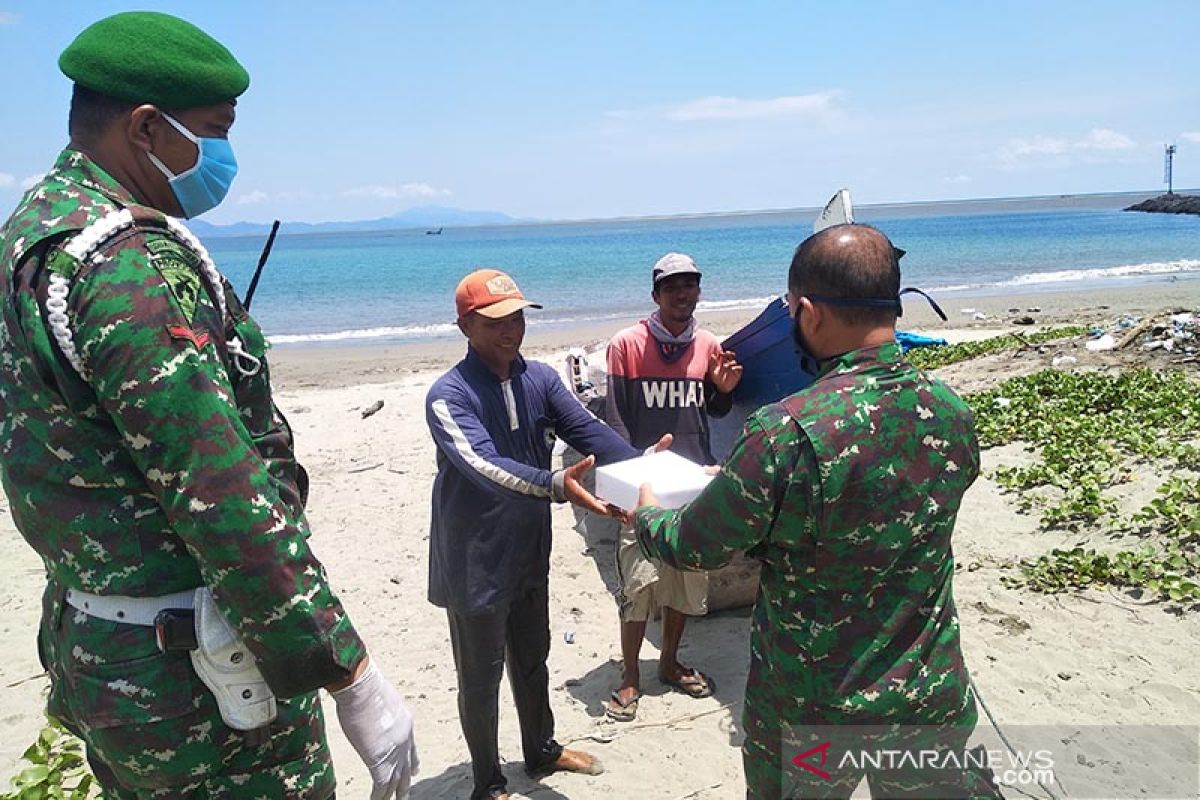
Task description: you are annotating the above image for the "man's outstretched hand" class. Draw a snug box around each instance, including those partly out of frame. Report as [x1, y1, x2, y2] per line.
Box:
[601, 482, 664, 529]
[562, 455, 610, 516]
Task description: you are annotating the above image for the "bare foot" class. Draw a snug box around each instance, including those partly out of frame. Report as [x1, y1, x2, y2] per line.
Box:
[540, 748, 605, 776]
[554, 748, 605, 775]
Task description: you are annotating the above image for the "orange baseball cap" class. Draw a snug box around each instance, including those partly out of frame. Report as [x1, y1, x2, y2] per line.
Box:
[455, 269, 543, 319]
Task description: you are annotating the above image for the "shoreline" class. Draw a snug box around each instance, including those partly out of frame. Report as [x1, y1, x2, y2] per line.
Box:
[270, 279, 1200, 390]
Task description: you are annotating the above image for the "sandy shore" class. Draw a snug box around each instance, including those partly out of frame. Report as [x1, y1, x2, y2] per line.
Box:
[2, 280, 1199, 798]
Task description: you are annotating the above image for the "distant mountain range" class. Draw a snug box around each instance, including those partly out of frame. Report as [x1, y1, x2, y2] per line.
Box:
[187, 205, 523, 237]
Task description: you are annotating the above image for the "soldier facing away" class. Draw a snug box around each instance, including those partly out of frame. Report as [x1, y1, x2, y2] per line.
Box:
[0, 12, 415, 799]
[630, 225, 997, 798]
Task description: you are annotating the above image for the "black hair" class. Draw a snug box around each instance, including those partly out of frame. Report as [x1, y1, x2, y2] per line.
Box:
[68, 84, 135, 142]
[787, 223, 901, 326]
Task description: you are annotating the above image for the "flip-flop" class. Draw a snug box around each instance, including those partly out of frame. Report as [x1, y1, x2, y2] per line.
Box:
[604, 689, 640, 722]
[661, 668, 714, 698]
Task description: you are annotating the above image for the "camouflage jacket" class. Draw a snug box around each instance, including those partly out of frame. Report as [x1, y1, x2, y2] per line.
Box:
[636, 342, 980, 729]
[0, 150, 364, 695]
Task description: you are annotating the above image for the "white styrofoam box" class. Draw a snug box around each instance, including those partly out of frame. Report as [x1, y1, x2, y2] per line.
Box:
[594, 450, 714, 511]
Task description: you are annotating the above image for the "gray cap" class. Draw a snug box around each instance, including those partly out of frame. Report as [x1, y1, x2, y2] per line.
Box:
[652, 252, 702, 286]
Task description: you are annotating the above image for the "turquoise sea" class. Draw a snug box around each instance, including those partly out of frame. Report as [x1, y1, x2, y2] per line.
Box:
[200, 195, 1200, 345]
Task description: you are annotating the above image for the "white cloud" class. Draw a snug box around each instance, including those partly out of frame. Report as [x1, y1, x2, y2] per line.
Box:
[236, 190, 270, 205]
[665, 92, 839, 122]
[606, 92, 842, 124]
[996, 128, 1136, 166]
[944, 174, 972, 184]
[0, 173, 14, 188]
[1181, 132, 1200, 144]
[0, 12, 19, 25]
[343, 183, 451, 199]
[20, 174, 43, 189]
[1077, 128, 1135, 150]
[1000, 135, 1070, 158]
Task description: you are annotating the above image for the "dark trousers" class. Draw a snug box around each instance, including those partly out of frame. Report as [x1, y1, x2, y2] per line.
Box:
[447, 585, 563, 800]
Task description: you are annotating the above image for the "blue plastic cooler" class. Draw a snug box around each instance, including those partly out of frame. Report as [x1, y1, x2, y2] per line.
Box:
[709, 297, 816, 460]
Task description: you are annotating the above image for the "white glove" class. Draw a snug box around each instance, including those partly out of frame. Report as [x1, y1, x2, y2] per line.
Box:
[331, 659, 419, 800]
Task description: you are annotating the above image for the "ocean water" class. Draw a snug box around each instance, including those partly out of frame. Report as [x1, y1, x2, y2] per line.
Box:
[200, 198, 1200, 345]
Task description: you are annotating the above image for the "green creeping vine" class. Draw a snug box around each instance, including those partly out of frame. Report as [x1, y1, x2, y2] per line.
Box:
[963, 368, 1200, 605]
[908, 326, 1088, 370]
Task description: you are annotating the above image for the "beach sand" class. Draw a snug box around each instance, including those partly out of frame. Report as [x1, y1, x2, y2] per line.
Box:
[2, 280, 1199, 798]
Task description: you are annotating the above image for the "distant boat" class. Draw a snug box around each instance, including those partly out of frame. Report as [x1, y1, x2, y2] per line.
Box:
[425, 227, 443, 235]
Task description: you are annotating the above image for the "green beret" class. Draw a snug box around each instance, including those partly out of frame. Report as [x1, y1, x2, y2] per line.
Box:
[59, 11, 249, 108]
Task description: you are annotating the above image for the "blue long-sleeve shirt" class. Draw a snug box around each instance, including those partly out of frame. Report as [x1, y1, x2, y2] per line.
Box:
[426, 347, 638, 612]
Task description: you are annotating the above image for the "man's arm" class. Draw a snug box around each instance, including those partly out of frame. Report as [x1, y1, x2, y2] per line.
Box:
[548, 366, 639, 465]
[635, 414, 791, 571]
[427, 385, 560, 500]
[71, 235, 364, 696]
[704, 380, 734, 418]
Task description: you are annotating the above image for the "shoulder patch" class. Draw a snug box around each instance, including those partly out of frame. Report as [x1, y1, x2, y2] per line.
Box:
[147, 236, 203, 323]
[167, 325, 211, 351]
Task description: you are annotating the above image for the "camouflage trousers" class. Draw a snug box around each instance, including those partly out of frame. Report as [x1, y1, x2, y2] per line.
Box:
[38, 583, 337, 799]
[742, 683, 1000, 799]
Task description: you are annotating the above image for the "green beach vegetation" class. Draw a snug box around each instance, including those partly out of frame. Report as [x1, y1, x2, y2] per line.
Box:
[932, 332, 1200, 606]
[907, 326, 1088, 370]
[1, 715, 96, 800]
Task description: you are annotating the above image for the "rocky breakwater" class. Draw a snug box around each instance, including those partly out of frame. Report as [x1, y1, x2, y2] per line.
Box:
[1125, 193, 1200, 215]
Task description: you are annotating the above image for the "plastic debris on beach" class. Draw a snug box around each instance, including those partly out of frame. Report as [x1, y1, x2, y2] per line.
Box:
[1139, 312, 1200, 355]
[1078, 308, 1199, 364]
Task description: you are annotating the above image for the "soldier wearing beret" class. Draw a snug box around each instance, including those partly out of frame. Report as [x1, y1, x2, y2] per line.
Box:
[0, 12, 416, 799]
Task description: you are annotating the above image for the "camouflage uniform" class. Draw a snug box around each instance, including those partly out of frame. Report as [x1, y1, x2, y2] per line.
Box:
[0, 150, 365, 798]
[636, 343, 984, 799]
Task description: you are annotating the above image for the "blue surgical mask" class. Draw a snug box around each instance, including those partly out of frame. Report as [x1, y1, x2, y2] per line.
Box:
[146, 113, 238, 218]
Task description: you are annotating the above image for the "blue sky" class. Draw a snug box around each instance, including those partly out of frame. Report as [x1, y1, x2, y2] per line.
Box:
[1, 1, 1198, 224]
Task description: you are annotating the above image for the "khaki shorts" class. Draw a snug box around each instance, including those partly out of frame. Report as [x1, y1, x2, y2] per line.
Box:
[616, 527, 708, 622]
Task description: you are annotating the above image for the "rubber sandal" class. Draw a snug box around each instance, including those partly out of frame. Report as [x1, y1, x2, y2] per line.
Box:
[661, 668, 714, 698]
[604, 689, 640, 721]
